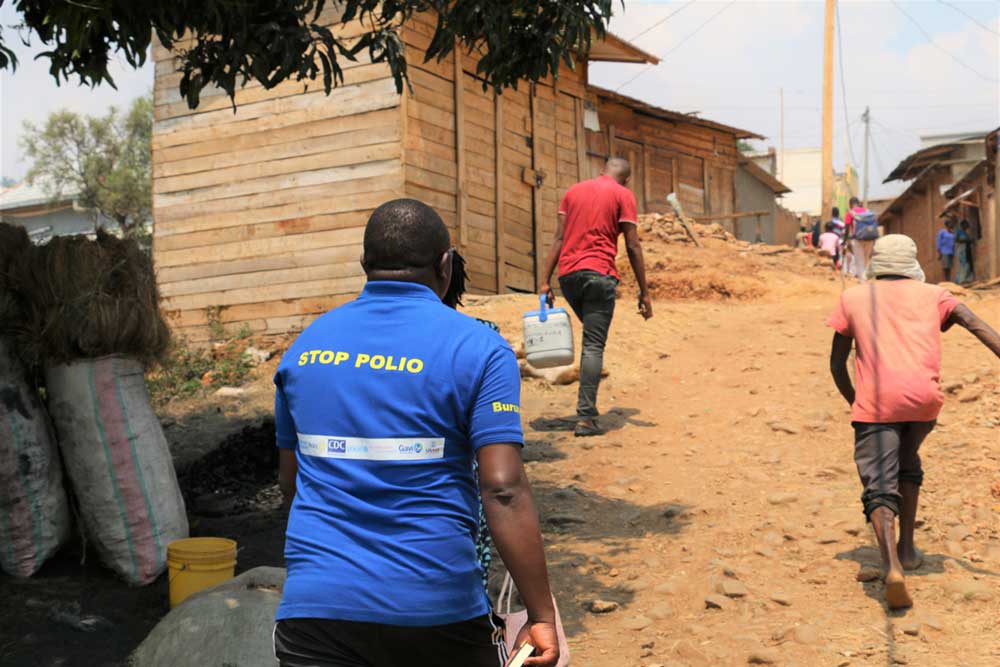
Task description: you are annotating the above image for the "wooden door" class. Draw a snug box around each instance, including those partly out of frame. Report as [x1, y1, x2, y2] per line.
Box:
[708, 165, 735, 216]
[460, 72, 498, 293]
[498, 88, 536, 293]
[613, 137, 646, 212]
[677, 155, 706, 215]
[646, 148, 677, 213]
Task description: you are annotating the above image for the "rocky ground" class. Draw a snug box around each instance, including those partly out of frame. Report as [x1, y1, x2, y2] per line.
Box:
[2, 220, 997, 666]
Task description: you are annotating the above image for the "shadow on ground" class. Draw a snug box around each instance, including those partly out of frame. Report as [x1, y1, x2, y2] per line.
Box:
[835, 543, 1000, 667]
[528, 407, 658, 434]
[492, 433, 693, 637]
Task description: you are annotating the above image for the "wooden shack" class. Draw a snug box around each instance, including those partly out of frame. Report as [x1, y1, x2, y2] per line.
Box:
[151, 11, 761, 340]
[584, 87, 762, 218]
[880, 133, 997, 284]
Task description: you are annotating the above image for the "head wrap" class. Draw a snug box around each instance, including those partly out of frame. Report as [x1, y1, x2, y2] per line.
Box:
[865, 234, 925, 282]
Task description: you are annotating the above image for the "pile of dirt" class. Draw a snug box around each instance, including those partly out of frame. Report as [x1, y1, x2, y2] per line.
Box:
[177, 419, 281, 516]
[615, 212, 833, 301]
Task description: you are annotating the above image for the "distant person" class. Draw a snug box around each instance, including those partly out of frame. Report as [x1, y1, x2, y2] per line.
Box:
[830, 206, 846, 239]
[818, 221, 841, 271]
[845, 197, 879, 281]
[955, 219, 976, 284]
[935, 219, 956, 283]
[443, 249, 500, 594]
[540, 157, 653, 437]
[828, 234, 1000, 610]
[273, 199, 559, 667]
[810, 217, 822, 248]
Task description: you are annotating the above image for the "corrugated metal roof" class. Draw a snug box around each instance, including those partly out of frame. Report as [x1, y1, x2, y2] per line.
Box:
[883, 138, 984, 183]
[0, 178, 79, 212]
[588, 85, 765, 140]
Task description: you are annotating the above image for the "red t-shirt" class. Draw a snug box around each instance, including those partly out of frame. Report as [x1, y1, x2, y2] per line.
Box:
[557, 175, 638, 279]
[827, 280, 960, 423]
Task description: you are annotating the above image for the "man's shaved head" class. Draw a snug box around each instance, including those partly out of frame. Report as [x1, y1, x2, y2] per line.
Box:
[604, 158, 631, 185]
[363, 199, 450, 271]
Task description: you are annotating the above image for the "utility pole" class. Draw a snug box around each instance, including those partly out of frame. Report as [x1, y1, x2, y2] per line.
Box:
[821, 0, 835, 218]
[779, 87, 785, 181]
[862, 106, 871, 207]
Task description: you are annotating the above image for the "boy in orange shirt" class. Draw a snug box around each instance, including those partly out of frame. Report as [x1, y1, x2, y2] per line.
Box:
[828, 235, 1000, 609]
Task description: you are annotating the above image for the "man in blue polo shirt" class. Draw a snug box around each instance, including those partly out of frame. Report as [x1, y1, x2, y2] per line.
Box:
[273, 199, 559, 667]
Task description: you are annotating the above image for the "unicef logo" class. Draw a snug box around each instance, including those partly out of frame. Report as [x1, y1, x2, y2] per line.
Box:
[414, 443, 423, 453]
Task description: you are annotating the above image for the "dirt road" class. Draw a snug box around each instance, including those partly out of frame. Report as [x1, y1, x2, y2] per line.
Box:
[466, 246, 1000, 667]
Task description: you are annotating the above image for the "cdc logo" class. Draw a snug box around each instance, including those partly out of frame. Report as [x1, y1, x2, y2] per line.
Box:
[327, 438, 347, 453]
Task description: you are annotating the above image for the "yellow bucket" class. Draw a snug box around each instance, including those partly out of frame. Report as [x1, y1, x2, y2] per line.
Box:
[167, 537, 237, 608]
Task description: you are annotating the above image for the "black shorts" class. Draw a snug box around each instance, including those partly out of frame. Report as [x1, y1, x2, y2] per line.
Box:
[853, 421, 935, 519]
[273, 614, 508, 667]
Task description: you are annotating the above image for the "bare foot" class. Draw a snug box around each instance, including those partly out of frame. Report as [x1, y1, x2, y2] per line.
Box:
[884, 570, 913, 610]
[898, 545, 923, 571]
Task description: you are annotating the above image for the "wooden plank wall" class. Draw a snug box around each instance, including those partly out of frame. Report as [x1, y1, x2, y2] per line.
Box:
[587, 98, 741, 216]
[152, 12, 404, 341]
[400, 15, 588, 294]
[889, 170, 950, 283]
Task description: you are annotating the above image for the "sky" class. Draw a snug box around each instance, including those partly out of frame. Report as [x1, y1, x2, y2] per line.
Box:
[590, 0, 1000, 200]
[1, 1, 998, 200]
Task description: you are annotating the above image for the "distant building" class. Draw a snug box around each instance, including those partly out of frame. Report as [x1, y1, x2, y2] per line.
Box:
[734, 158, 798, 245]
[0, 179, 96, 243]
[746, 147, 856, 217]
[880, 129, 999, 283]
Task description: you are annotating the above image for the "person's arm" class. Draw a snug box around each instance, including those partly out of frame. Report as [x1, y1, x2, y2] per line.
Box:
[946, 304, 1000, 357]
[622, 222, 652, 320]
[830, 332, 855, 406]
[274, 374, 298, 509]
[478, 445, 558, 667]
[469, 347, 558, 666]
[539, 213, 566, 306]
[279, 449, 298, 510]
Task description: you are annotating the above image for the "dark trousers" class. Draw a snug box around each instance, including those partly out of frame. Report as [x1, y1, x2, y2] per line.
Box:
[274, 615, 507, 667]
[853, 421, 935, 519]
[559, 270, 618, 418]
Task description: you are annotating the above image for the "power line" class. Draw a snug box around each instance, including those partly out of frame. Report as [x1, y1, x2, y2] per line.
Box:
[937, 0, 1000, 37]
[835, 0, 858, 168]
[889, 0, 999, 82]
[869, 133, 891, 183]
[616, 1, 737, 93]
[627, 0, 699, 43]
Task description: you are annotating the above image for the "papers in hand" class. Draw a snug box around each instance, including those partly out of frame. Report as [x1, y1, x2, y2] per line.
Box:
[505, 642, 535, 667]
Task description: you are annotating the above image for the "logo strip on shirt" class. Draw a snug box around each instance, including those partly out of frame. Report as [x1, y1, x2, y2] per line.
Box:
[296, 434, 445, 461]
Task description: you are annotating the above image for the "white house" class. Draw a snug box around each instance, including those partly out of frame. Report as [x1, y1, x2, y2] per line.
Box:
[0, 179, 96, 243]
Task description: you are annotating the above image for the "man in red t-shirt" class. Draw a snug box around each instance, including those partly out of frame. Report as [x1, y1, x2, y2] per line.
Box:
[828, 234, 1000, 610]
[540, 158, 652, 436]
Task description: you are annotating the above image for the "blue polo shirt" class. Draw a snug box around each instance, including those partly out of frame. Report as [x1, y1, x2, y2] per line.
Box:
[274, 281, 523, 626]
[936, 228, 955, 256]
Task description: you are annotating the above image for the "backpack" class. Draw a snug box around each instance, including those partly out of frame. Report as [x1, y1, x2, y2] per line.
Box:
[852, 210, 879, 241]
